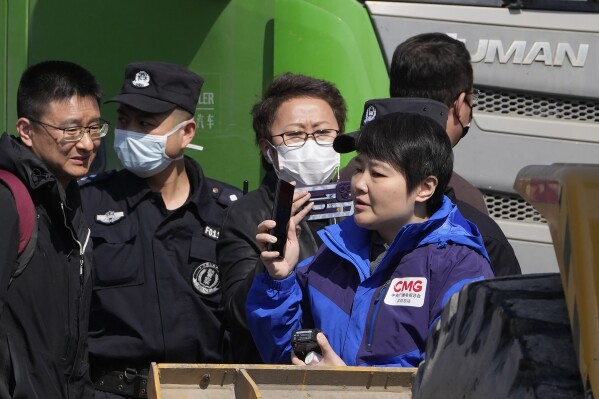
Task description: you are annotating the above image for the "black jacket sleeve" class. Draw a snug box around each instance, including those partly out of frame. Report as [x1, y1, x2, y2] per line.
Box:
[0, 185, 20, 300]
[449, 172, 489, 215]
[216, 199, 268, 362]
[217, 206, 264, 331]
[455, 199, 522, 276]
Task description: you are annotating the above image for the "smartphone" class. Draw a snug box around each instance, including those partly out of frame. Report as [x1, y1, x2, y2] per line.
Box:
[266, 178, 295, 257]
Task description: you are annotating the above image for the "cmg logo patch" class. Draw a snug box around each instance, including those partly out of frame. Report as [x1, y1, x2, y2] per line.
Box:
[384, 277, 427, 307]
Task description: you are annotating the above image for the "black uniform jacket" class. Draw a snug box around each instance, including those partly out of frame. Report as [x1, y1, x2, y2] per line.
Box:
[445, 187, 521, 276]
[216, 170, 331, 363]
[79, 157, 241, 369]
[0, 133, 94, 398]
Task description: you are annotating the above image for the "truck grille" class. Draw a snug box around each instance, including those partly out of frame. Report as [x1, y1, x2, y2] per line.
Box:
[476, 88, 596, 224]
[477, 88, 599, 122]
[484, 191, 547, 224]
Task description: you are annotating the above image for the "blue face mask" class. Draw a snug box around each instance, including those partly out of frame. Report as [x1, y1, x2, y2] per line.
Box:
[113, 120, 188, 178]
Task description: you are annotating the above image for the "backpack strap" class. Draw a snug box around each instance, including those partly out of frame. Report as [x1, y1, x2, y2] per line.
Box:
[0, 170, 38, 283]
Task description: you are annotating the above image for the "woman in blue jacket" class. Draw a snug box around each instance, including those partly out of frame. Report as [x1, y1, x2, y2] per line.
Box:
[247, 110, 494, 367]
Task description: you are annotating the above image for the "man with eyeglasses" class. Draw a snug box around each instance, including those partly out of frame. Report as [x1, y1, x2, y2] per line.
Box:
[78, 61, 241, 399]
[361, 32, 520, 277]
[216, 73, 347, 363]
[0, 60, 102, 398]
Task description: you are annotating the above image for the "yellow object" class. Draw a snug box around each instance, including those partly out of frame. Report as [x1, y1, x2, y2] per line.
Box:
[515, 164, 599, 396]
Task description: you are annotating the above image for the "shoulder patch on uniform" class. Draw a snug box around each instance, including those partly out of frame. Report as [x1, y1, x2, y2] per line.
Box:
[218, 187, 240, 206]
[78, 170, 118, 187]
[207, 178, 242, 207]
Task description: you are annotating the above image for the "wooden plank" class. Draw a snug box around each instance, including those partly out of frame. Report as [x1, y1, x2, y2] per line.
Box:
[149, 364, 415, 399]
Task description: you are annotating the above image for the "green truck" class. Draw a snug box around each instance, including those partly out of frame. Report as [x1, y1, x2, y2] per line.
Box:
[3, 1, 599, 397]
[1, 0, 597, 281]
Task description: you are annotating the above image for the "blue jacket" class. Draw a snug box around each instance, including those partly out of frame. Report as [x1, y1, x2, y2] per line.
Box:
[246, 196, 494, 366]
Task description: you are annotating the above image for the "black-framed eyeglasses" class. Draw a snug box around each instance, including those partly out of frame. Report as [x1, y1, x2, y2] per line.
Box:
[28, 118, 110, 142]
[271, 129, 340, 148]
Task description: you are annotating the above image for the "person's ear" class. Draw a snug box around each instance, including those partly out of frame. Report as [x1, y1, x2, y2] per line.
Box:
[414, 176, 438, 203]
[259, 138, 273, 164]
[180, 119, 196, 148]
[16, 118, 34, 148]
[453, 92, 468, 117]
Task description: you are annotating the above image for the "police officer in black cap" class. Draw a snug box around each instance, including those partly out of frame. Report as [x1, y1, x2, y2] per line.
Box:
[79, 61, 241, 398]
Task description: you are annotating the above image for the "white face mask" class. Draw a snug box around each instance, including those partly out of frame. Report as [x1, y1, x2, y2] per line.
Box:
[114, 120, 188, 178]
[267, 140, 340, 187]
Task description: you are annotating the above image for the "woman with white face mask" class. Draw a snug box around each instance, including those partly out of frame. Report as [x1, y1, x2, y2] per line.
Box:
[216, 73, 347, 364]
[248, 112, 493, 368]
[263, 98, 341, 187]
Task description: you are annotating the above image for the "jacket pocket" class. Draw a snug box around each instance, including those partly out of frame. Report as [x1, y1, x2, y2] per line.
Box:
[90, 220, 145, 289]
[190, 235, 217, 262]
[366, 280, 392, 349]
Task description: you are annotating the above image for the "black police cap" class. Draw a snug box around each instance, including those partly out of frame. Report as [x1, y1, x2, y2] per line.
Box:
[106, 61, 204, 115]
[333, 97, 449, 154]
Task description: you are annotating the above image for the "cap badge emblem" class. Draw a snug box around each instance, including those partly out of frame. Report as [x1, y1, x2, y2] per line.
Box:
[131, 71, 150, 88]
[363, 105, 377, 124]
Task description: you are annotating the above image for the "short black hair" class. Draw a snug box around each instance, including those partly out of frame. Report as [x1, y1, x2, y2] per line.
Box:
[252, 73, 347, 169]
[389, 33, 473, 106]
[354, 112, 453, 213]
[17, 60, 103, 120]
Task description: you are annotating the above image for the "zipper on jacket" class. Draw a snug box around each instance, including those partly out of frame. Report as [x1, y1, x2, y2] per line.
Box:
[59, 201, 91, 385]
[60, 203, 89, 288]
[367, 279, 392, 348]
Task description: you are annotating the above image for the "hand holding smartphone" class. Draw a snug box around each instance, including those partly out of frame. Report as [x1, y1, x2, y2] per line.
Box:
[291, 328, 322, 361]
[266, 179, 295, 257]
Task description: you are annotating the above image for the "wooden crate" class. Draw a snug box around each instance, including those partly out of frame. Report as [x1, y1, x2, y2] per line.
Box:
[148, 363, 416, 399]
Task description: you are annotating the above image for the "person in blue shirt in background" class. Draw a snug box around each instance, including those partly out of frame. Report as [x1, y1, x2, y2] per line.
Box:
[247, 103, 494, 367]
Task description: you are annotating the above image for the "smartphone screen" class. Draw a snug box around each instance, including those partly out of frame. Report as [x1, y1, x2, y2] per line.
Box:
[267, 179, 295, 257]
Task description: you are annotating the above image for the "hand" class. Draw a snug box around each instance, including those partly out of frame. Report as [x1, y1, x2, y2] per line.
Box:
[256, 216, 300, 279]
[291, 190, 314, 228]
[291, 332, 346, 366]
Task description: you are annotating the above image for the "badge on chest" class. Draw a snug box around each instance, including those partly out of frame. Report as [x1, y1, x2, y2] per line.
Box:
[96, 210, 125, 224]
[384, 277, 427, 307]
[203, 225, 219, 240]
[192, 262, 220, 295]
